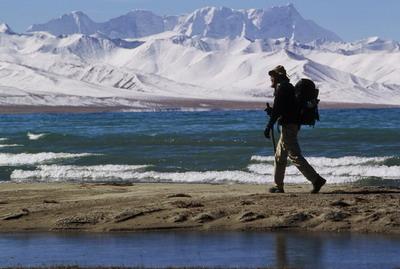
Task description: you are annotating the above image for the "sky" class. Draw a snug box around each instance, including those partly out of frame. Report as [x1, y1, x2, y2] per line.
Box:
[0, 0, 399, 41]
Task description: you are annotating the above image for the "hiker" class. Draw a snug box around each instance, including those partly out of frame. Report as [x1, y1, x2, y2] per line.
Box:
[264, 65, 326, 193]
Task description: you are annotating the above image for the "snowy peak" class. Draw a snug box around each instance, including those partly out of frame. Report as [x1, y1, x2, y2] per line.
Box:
[1, 5, 400, 107]
[28, 11, 97, 36]
[0, 23, 15, 34]
[27, 10, 180, 39]
[52, 34, 118, 59]
[177, 5, 342, 42]
[26, 5, 340, 42]
[99, 10, 166, 39]
[177, 6, 248, 39]
[356, 36, 400, 51]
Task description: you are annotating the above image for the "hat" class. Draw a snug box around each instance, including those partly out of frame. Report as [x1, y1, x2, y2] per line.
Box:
[268, 65, 287, 78]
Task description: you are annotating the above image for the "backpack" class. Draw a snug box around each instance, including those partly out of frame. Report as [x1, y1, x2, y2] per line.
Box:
[294, 78, 320, 126]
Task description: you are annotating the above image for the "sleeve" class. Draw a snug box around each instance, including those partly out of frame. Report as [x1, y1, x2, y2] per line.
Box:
[266, 84, 285, 128]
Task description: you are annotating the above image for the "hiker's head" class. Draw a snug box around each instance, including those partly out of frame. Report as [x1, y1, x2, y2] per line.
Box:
[268, 65, 289, 88]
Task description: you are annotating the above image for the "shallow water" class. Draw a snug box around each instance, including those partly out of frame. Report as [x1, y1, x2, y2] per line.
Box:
[0, 232, 399, 269]
[0, 109, 399, 184]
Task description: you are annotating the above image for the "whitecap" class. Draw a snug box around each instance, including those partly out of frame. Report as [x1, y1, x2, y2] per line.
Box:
[11, 165, 266, 183]
[251, 155, 394, 167]
[0, 144, 22, 148]
[8, 165, 352, 184]
[8, 155, 400, 184]
[0, 152, 98, 166]
[27, 132, 47, 140]
[247, 163, 400, 181]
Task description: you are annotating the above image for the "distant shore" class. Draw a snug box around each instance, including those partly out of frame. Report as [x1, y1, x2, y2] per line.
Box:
[0, 183, 399, 234]
[0, 98, 399, 114]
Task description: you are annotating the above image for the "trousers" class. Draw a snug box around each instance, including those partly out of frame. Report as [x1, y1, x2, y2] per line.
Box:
[274, 124, 320, 187]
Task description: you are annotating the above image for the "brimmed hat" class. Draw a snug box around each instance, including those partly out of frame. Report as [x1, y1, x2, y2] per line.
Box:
[268, 65, 288, 78]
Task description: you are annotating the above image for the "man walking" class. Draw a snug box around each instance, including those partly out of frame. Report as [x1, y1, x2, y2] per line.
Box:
[264, 65, 326, 193]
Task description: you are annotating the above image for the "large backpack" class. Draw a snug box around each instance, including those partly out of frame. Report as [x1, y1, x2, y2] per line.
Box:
[294, 78, 320, 126]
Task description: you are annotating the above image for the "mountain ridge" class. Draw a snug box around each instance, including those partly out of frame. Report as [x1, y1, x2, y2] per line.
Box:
[0, 5, 399, 108]
[27, 5, 341, 43]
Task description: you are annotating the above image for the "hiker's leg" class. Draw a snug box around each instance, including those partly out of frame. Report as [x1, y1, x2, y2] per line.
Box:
[274, 129, 288, 189]
[283, 124, 320, 184]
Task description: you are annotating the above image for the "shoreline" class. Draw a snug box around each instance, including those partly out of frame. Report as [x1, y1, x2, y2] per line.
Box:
[0, 98, 399, 114]
[1, 183, 399, 234]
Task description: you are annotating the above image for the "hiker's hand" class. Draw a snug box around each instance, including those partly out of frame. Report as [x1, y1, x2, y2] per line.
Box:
[264, 127, 271, 139]
[264, 103, 273, 116]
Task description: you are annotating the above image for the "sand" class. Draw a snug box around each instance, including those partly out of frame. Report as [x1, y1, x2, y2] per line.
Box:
[0, 183, 399, 234]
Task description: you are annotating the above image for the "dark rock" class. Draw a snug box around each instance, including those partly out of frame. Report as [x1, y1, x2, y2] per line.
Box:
[239, 211, 265, 222]
[240, 200, 255, 205]
[114, 208, 163, 223]
[194, 213, 214, 223]
[330, 200, 351, 207]
[2, 211, 29, 220]
[324, 211, 351, 222]
[285, 212, 313, 224]
[167, 193, 192, 198]
[172, 213, 188, 223]
[171, 200, 204, 208]
[43, 200, 59, 204]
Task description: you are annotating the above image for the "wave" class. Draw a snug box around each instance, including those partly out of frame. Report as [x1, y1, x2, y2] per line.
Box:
[11, 158, 400, 184]
[11, 165, 149, 182]
[0, 152, 98, 166]
[8, 154, 400, 184]
[248, 155, 400, 182]
[0, 138, 8, 142]
[248, 163, 400, 180]
[11, 165, 267, 183]
[27, 132, 47, 140]
[0, 144, 22, 148]
[250, 155, 398, 167]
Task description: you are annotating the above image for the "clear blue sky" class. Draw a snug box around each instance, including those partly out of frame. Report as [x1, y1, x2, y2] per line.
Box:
[0, 0, 399, 41]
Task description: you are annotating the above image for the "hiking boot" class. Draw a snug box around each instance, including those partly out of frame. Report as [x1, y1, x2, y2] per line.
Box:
[269, 186, 284, 193]
[311, 176, 326, 194]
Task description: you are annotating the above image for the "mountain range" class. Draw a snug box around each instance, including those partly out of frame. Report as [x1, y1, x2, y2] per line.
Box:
[0, 4, 399, 108]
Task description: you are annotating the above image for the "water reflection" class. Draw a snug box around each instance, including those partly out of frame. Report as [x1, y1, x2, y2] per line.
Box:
[274, 233, 324, 269]
[0, 232, 399, 269]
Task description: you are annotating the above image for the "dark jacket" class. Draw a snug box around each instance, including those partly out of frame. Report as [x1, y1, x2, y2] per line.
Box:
[267, 80, 299, 127]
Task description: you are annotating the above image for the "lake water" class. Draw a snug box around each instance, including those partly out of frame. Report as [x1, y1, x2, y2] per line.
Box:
[0, 109, 399, 184]
[0, 232, 399, 268]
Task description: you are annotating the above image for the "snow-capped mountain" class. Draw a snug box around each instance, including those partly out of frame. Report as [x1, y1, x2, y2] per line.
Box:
[28, 5, 340, 43]
[1, 5, 400, 108]
[28, 10, 181, 39]
[0, 23, 15, 35]
[176, 5, 341, 42]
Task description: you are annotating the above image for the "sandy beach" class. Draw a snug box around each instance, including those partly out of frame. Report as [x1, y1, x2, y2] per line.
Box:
[0, 183, 399, 234]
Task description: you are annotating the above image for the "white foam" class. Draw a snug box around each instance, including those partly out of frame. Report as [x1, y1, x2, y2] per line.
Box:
[0, 144, 22, 148]
[10, 164, 267, 184]
[0, 152, 97, 166]
[0, 138, 8, 142]
[249, 155, 400, 183]
[8, 156, 400, 184]
[27, 132, 47, 140]
[7, 165, 360, 184]
[248, 163, 400, 182]
[251, 155, 393, 167]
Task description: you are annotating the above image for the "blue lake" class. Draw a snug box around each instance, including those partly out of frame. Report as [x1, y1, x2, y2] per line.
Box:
[0, 109, 399, 184]
[0, 232, 399, 269]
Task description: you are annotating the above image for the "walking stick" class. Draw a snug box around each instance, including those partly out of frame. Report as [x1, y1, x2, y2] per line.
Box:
[265, 103, 277, 154]
[271, 123, 276, 154]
